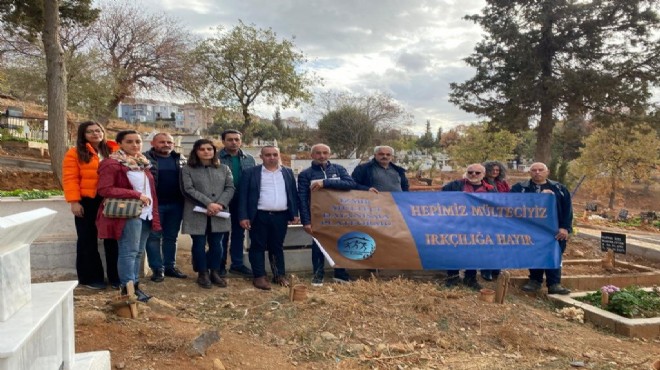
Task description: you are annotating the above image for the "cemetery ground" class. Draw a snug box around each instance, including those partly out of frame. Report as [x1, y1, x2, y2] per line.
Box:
[1, 147, 660, 369]
[64, 234, 660, 370]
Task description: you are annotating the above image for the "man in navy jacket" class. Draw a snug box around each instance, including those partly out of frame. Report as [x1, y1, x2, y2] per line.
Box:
[238, 146, 299, 290]
[298, 143, 356, 286]
[510, 162, 573, 295]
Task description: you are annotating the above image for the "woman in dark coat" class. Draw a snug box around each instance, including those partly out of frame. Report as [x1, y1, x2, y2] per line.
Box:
[180, 139, 235, 289]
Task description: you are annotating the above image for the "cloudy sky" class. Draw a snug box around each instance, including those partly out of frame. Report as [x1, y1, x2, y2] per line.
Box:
[139, 0, 488, 134]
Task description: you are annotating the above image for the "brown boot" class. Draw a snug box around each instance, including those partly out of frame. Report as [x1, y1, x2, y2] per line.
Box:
[209, 270, 227, 288]
[197, 272, 212, 289]
[253, 276, 271, 290]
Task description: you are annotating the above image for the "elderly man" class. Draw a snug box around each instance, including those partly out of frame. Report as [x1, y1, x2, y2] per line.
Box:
[144, 133, 187, 282]
[352, 145, 409, 193]
[441, 163, 495, 289]
[298, 143, 356, 286]
[218, 129, 256, 277]
[238, 146, 299, 290]
[510, 162, 573, 295]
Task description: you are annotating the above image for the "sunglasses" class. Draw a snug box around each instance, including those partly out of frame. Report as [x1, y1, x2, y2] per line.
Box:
[467, 171, 482, 175]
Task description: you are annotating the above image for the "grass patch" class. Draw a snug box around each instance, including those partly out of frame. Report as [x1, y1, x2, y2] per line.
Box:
[0, 189, 63, 200]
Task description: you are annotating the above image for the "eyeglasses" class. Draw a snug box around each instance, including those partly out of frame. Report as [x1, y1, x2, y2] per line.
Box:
[85, 129, 102, 134]
[467, 171, 482, 175]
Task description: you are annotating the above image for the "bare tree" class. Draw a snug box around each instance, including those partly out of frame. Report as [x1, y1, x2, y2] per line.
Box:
[314, 90, 411, 130]
[95, 1, 196, 118]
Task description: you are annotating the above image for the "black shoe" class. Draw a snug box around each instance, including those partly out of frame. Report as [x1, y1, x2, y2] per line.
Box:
[548, 284, 571, 295]
[164, 267, 188, 279]
[110, 282, 121, 290]
[481, 271, 493, 281]
[209, 270, 227, 288]
[463, 277, 483, 291]
[521, 279, 543, 292]
[134, 283, 152, 303]
[82, 282, 107, 290]
[151, 269, 165, 282]
[197, 272, 212, 289]
[445, 276, 460, 288]
[218, 267, 227, 277]
[229, 265, 253, 277]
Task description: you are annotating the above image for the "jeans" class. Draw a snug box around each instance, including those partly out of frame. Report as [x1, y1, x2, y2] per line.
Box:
[248, 211, 288, 278]
[311, 240, 349, 280]
[145, 202, 183, 271]
[75, 196, 119, 285]
[221, 199, 246, 269]
[191, 219, 224, 272]
[118, 218, 152, 286]
[529, 240, 567, 286]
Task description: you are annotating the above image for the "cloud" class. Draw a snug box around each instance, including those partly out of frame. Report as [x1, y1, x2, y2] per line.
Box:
[136, 0, 487, 134]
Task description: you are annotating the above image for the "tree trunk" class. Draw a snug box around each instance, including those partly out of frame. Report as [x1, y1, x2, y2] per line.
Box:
[533, 3, 556, 165]
[42, 0, 67, 188]
[241, 104, 251, 132]
[608, 177, 617, 209]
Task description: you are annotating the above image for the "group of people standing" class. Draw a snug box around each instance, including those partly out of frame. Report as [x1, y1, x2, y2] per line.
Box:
[63, 121, 573, 302]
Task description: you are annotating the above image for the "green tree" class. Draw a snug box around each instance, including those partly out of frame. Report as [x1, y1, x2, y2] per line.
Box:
[447, 124, 520, 167]
[449, 1, 660, 164]
[314, 90, 410, 130]
[0, 0, 98, 185]
[572, 123, 660, 209]
[318, 106, 373, 158]
[194, 21, 317, 130]
[416, 120, 435, 153]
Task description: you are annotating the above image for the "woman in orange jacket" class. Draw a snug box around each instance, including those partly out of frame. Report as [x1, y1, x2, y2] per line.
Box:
[62, 121, 120, 290]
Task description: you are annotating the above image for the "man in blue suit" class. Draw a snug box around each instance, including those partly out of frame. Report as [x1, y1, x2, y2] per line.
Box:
[238, 146, 300, 290]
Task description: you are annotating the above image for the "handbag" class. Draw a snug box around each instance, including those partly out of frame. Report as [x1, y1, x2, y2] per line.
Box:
[102, 171, 146, 218]
[102, 198, 143, 218]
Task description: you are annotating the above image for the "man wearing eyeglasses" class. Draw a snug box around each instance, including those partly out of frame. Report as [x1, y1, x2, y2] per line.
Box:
[510, 162, 573, 295]
[441, 163, 495, 289]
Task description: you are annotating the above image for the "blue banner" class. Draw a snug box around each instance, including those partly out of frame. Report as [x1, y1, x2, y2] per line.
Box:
[312, 190, 561, 270]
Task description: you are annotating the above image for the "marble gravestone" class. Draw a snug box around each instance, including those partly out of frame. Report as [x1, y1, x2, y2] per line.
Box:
[0, 208, 110, 370]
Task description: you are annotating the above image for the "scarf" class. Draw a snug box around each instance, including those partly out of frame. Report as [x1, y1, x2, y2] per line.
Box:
[109, 150, 152, 171]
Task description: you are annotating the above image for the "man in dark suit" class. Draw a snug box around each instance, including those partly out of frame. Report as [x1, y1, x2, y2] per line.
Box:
[238, 146, 300, 290]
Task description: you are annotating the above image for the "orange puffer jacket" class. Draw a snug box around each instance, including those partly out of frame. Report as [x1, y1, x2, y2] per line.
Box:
[62, 141, 119, 202]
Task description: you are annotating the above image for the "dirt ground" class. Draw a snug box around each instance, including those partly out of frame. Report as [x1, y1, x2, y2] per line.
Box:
[67, 234, 660, 370]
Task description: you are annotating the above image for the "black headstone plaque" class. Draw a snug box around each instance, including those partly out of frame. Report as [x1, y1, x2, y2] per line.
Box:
[600, 232, 626, 254]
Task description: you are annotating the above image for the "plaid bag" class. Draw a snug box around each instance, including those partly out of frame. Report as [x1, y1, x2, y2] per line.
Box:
[102, 198, 143, 218]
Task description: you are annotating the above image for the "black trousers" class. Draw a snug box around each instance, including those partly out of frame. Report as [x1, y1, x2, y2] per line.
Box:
[74, 196, 119, 285]
[248, 210, 289, 278]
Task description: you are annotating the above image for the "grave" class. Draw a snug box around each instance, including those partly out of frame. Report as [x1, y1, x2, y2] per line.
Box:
[0, 208, 110, 370]
[550, 289, 660, 338]
[509, 259, 660, 291]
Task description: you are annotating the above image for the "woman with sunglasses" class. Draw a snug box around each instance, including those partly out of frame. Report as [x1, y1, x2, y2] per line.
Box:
[180, 139, 235, 289]
[62, 121, 120, 290]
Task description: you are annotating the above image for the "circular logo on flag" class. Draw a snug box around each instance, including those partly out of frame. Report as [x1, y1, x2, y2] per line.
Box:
[337, 232, 376, 260]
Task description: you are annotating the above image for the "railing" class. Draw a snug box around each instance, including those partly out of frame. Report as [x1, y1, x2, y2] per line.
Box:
[0, 115, 48, 141]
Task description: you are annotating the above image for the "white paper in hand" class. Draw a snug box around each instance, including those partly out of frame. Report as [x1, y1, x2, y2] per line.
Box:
[193, 206, 230, 219]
